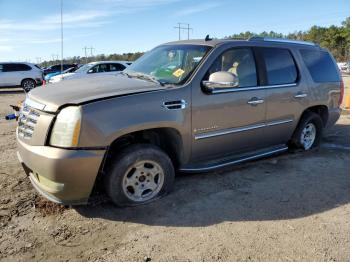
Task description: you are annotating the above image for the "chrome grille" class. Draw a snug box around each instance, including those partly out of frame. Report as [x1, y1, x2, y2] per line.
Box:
[18, 105, 40, 139]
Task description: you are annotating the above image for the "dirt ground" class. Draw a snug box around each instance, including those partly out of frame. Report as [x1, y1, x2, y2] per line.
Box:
[0, 77, 350, 262]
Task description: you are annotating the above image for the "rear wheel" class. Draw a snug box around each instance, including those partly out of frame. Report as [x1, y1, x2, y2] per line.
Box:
[104, 144, 175, 206]
[290, 112, 323, 150]
[21, 79, 36, 92]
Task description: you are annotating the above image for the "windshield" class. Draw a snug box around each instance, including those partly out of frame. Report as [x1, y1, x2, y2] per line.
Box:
[75, 63, 94, 73]
[125, 44, 211, 85]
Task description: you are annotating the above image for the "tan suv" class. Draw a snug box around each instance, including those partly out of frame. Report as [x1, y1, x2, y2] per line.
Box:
[17, 37, 343, 206]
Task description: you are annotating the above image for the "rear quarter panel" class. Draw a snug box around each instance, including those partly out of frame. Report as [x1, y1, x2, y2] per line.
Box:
[294, 47, 341, 126]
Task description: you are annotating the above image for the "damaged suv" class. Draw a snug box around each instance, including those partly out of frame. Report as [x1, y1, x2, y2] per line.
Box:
[17, 37, 343, 206]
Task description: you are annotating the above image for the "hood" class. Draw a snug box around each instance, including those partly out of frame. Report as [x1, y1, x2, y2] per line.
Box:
[29, 74, 164, 112]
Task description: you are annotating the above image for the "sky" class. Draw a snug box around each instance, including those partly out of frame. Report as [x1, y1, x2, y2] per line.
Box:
[0, 0, 349, 63]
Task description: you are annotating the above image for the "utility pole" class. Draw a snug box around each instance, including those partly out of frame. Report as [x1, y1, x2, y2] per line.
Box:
[51, 54, 59, 61]
[60, 0, 64, 74]
[89, 46, 95, 56]
[82, 46, 95, 64]
[174, 23, 193, 40]
[36, 57, 42, 64]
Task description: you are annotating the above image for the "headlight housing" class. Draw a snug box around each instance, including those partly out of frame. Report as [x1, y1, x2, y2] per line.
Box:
[50, 106, 82, 147]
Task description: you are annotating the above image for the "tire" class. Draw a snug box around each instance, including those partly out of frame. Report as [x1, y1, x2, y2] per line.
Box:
[290, 111, 323, 150]
[104, 144, 175, 207]
[21, 79, 36, 92]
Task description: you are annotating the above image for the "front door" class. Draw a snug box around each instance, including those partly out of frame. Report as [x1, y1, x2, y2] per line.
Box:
[191, 47, 267, 162]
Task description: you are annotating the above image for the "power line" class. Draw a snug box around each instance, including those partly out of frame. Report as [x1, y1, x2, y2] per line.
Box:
[174, 23, 193, 40]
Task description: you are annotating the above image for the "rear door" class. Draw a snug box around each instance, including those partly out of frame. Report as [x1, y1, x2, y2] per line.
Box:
[0, 64, 9, 87]
[191, 46, 267, 162]
[3, 63, 30, 86]
[110, 63, 126, 72]
[258, 47, 309, 146]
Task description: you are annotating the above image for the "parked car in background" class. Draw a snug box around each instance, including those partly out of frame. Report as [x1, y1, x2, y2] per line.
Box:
[44, 65, 81, 82]
[337, 62, 350, 74]
[0, 62, 43, 92]
[17, 37, 342, 206]
[48, 61, 131, 84]
[43, 64, 77, 75]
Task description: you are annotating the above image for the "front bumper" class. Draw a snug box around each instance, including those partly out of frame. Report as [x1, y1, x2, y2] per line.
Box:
[17, 137, 106, 205]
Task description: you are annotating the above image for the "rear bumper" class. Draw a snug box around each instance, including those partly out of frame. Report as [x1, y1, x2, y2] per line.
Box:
[326, 107, 342, 128]
[35, 78, 43, 86]
[17, 136, 105, 205]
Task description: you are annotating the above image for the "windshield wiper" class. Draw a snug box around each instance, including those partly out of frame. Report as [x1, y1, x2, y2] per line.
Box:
[125, 72, 166, 86]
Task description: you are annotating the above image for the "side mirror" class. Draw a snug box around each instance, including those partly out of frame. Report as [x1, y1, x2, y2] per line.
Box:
[202, 71, 239, 93]
[87, 69, 94, 74]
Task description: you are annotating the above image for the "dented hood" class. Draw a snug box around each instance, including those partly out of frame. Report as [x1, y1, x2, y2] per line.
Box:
[28, 74, 164, 112]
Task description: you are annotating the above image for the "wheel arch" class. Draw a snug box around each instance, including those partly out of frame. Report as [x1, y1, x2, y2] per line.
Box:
[101, 127, 185, 175]
[21, 78, 36, 87]
[300, 105, 329, 127]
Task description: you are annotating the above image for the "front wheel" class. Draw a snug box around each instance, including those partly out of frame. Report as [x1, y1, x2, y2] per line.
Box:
[21, 79, 36, 92]
[104, 144, 175, 207]
[290, 112, 323, 150]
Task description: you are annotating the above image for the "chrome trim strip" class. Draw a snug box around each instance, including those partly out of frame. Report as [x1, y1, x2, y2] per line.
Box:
[195, 123, 265, 140]
[180, 146, 288, 172]
[25, 98, 45, 111]
[265, 119, 293, 127]
[210, 83, 297, 94]
[195, 119, 293, 140]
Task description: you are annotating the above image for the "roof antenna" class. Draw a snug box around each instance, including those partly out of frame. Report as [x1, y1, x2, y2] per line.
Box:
[205, 35, 212, 41]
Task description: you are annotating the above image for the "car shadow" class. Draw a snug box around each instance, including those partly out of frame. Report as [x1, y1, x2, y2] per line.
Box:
[0, 88, 24, 94]
[75, 122, 350, 227]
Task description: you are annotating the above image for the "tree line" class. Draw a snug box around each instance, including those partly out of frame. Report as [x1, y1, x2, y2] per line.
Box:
[40, 17, 350, 67]
[226, 17, 350, 61]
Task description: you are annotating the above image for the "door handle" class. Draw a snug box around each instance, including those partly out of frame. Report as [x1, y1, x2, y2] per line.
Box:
[247, 98, 264, 105]
[294, 92, 308, 99]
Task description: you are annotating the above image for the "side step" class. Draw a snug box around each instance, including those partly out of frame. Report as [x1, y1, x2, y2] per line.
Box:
[179, 145, 288, 173]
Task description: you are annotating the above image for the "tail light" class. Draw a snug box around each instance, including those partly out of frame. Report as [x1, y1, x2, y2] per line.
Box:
[339, 80, 344, 106]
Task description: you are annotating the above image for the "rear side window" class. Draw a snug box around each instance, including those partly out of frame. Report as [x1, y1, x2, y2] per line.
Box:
[300, 49, 340, 82]
[3, 63, 32, 72]
[261, 48, 297, 85]
[110, 63, 126, 71]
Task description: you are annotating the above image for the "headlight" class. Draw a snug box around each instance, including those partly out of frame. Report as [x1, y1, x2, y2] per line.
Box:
[50, 106, 82, 147]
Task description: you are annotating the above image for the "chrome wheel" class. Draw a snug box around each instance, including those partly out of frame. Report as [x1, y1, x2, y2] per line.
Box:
[22, 79, 35, 92]
[300, 123, 316, 150]
[122, 160, 165, 202]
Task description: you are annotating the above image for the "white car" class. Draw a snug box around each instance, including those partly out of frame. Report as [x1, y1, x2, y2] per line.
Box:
[0, 62, 43, 92]
[49, 61, 132, 83]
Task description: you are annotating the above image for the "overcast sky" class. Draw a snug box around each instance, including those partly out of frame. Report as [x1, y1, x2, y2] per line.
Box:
[0, 0, 349, 63]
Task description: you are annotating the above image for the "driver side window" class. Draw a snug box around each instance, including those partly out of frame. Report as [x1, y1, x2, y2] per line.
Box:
[207, 48, 257, 88]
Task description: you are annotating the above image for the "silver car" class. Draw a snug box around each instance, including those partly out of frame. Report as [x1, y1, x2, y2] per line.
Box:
[48, 61, 132, 83]
[0, 62, 43, 92]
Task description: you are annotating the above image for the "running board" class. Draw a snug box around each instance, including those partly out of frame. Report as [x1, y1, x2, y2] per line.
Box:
[179, 146, 288, 173]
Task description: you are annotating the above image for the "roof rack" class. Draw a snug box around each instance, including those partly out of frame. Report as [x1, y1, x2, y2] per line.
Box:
[248, 36, 316, 46]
